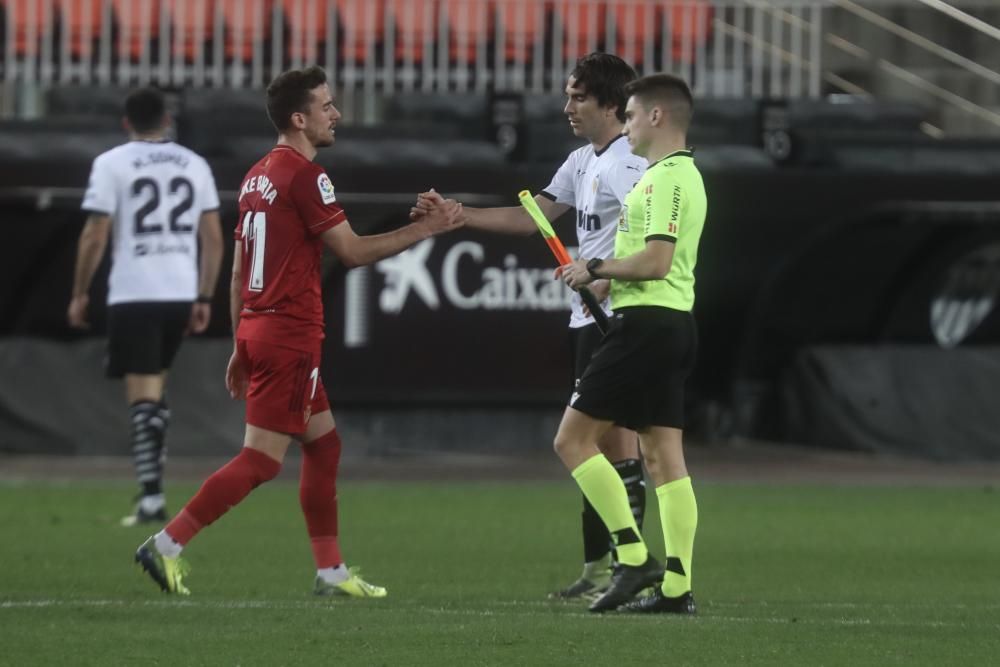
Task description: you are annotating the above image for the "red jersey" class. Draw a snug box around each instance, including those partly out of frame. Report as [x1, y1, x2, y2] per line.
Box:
[234, 146, 346, 351]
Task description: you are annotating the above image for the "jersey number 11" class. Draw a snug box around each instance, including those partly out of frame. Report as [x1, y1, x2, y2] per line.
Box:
[241, 211, 266, 292]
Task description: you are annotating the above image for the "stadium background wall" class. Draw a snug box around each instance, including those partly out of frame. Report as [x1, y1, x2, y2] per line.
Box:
[3, 162, 1000, 459]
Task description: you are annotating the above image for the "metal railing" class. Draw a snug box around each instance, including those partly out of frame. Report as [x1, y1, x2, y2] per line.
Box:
[826, 0, 1000, 135]
[1, 0, 829, 118]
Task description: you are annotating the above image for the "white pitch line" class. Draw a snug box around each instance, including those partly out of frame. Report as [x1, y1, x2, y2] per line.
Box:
[1, 598, 997, 630]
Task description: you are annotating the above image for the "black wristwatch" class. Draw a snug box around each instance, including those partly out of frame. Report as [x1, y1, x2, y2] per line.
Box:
[196, 295, 212, 304]
[586, 258, 605, 279]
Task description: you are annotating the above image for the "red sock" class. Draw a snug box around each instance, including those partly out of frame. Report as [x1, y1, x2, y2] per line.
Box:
[165, 447, 282, 546]
[300, 429, 343, 568]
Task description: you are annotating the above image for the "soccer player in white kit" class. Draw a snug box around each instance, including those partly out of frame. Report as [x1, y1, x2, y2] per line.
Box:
[68, 87, 224, 527]
[413, 53, 648, 599]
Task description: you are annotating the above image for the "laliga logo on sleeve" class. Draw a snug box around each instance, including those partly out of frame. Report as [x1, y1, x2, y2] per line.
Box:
[317, 173, 336, 204]
[930, 243, 1000, 348]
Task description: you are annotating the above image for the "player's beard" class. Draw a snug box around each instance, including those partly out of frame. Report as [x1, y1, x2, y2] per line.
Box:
[308, 125, 335, 147]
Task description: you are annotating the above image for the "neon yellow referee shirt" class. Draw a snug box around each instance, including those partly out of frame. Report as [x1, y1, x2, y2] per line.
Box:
[610, 149, 706, 311]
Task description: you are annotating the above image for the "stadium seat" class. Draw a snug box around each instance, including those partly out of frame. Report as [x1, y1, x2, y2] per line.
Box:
[494, 0, 546, 63]
[110, 0, 161, 61]
[333, 0, 385, 63]
[168, 0, 213, 62]
[219, 0, 273, 62]
[665, 0, 714, 63]
[388, 0, 434, 65]
[442, 0, 491, 64]
[55, 0, 103, 59]
[554, 0, 605, 63]
[611, 0, 658, 67]
[5, 0, 56, 57]
[280, 0, 329, 64]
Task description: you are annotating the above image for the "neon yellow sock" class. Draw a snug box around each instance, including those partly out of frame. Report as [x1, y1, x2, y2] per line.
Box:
[571, 455, 647, 566]
[657, 476, 698, 597]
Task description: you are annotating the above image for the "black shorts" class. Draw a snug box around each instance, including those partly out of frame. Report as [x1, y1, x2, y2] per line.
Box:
[571, 306, 697, 431]
[106, 301, 191, 378]
[569, 321, 605, 390]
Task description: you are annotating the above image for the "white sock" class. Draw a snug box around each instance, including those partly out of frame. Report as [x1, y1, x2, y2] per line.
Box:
[154, 530, 183, 559]
[140, 494, 165, 513]
[317, 564, 349, 585]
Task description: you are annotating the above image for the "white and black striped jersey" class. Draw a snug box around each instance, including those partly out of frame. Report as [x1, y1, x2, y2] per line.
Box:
[82, 140, 220, 305]
[541, 135, 646, 328]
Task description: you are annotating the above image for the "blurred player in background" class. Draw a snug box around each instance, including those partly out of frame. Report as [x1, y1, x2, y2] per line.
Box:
[412, 52, 648, 601]
[135, 66, 462, 598]
[68, 87, 224, 527]
[560, 73, 705, 614]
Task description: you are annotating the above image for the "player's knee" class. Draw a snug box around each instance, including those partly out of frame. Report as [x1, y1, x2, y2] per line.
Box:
[255, 460, 282, 486]
[641, 449, 662, 477]
[552, 431, 577, 458]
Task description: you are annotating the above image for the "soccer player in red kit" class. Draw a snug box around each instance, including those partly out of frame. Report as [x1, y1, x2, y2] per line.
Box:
[135, 66, 462, 597]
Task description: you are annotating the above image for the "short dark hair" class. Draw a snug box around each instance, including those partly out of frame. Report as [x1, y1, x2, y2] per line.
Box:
[266, 66, 328, 132]
[624, 73, 694, 131]
[570, 52, 637, 123]
[124, 87, 166, 133]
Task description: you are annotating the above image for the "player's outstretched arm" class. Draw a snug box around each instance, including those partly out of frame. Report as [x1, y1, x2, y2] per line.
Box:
[411, 191, 568, 236]
[67, 213, 112, 329]
[322, 193, 462, 267]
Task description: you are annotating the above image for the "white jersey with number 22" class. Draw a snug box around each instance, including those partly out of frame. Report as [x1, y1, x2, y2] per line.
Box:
[82, 140, 220, 305]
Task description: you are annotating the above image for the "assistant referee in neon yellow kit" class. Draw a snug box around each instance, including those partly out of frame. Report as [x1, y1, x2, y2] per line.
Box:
[558, 73, 706, 614]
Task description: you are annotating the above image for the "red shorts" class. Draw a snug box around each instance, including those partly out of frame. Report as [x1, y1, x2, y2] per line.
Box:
[238, 338, 331, 435]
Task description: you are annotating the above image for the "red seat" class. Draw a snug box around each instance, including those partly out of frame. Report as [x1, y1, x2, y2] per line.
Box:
[169, 0, 214, 62]
[389, 0, 435, 64]
[110, 0, 161, 60]
[665, 0, 714, 63]
[442, 0, 490, 63]
[280, 0, 330, 64]
[6, 0, 57, 56]
[55, 0, 102, 59]
[554, 0, 605, 63]
[333, 0, 385, 63]
[218, 0, 273, 62]
[612, 0, 657, 67]
[494, 0, 545, 63]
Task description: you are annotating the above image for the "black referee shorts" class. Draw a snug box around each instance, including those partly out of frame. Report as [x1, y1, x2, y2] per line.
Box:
[569, 320, 605, 390]
[106, 301, 192, 378]
[570, 306, 697, 431]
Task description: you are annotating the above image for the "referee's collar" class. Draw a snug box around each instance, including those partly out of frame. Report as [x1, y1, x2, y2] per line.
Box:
[648, 148, 695, 169]
[593, 134, 625, 157]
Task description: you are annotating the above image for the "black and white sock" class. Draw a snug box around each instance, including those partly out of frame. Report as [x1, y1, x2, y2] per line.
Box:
[130, 400, 164, 506]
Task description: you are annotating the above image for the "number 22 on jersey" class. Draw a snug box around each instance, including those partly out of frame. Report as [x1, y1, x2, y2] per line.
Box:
[242, 211, 266, 292]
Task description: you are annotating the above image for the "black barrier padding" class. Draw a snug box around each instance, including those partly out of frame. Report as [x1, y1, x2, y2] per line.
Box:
[0, 118, 123, 163]
[4, 159, 1000, 429]
[731, 210, 1000, 440]
[0, 338, 244, 455]
[0, 205, 110, 338]
[782, 346, 1000, 460]
[383, 93, 490, 140]
[45, 86, 133, 117]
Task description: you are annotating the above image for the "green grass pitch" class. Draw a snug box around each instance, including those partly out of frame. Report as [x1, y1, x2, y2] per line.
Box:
[1, 480, 998, 665]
